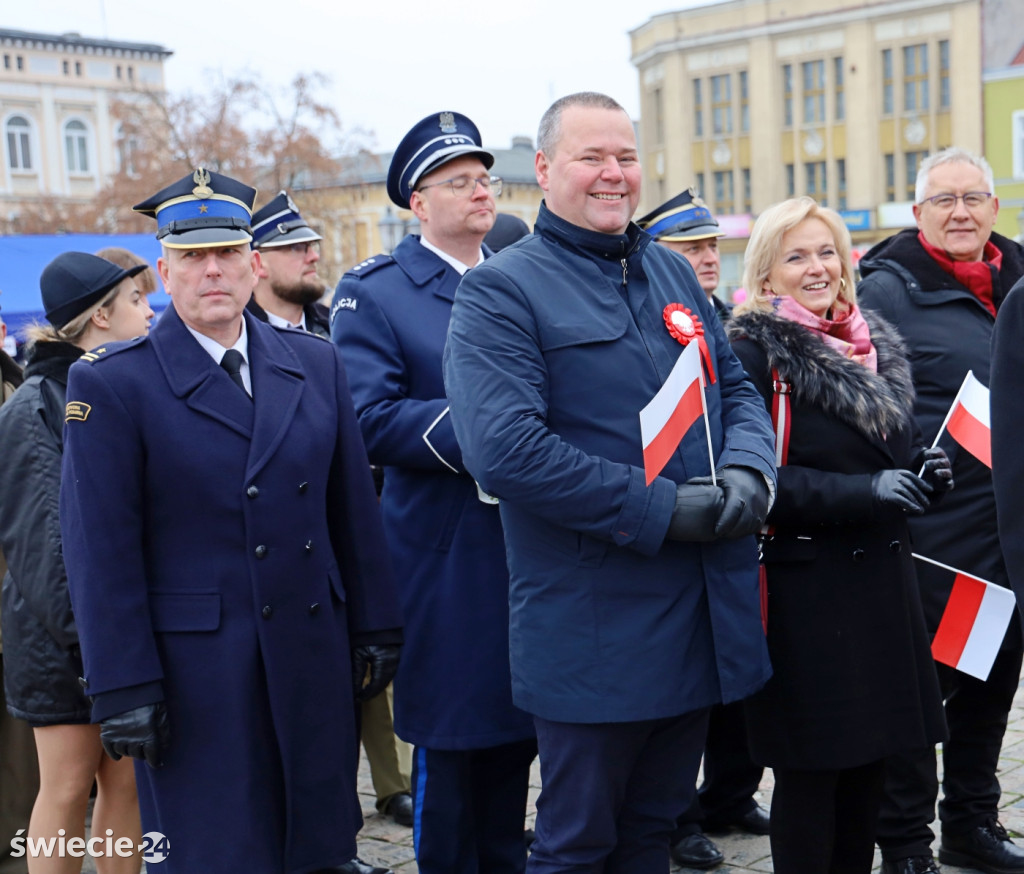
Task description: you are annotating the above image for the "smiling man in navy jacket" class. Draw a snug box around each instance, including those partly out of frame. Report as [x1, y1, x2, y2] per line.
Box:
[443, 92, 776, 873]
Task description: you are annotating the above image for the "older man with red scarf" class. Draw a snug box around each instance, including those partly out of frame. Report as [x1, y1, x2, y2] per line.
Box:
[858, 147, 1024, 874]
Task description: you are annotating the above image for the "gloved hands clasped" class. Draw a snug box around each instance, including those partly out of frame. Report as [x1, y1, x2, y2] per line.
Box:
[871, 469, 931, 515]
[917, 446, 954, 496]
[100, 701, 170, 769]
[351, 643, 401, 702]
[666, 478, 723, 542]
[666, 466, 771, 542]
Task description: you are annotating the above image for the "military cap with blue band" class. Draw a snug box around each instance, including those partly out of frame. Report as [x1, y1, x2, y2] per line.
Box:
[250, 191, 323, 249]
[387, 111, 494, 209]
[636, 187, 725, 242]
[133, 168, 257, 249]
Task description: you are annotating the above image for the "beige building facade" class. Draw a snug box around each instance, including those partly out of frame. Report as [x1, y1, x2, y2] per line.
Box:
[0, 28, 171, 229]
[630, 0, 1014, 292]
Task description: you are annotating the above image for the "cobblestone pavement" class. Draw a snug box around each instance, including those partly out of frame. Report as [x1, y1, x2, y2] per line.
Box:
[355, 678, 1024, 873]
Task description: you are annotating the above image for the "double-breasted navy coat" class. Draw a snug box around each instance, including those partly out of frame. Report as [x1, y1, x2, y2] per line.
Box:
[330, 236, 533, 750]
[60, 306, 402, 873]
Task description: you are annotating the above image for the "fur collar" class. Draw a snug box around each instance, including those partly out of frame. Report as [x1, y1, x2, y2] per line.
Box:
[728, 308, 915, 440]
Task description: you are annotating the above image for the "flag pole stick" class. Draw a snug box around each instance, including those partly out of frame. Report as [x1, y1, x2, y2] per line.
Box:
[918, 370, 972, 476]
[698, 368, 716, 486]
[912, 551, 993, 585]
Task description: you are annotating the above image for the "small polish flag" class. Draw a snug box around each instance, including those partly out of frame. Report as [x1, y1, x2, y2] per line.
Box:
[640, 341, 708, 486]
[917, 554, 1016, 681]
[944, 371, 991, 468]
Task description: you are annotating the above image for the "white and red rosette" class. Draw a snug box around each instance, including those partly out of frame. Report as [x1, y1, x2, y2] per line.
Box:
[663, 303, 716, 385]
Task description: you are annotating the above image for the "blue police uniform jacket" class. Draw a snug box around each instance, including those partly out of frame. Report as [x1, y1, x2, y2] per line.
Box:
[60, 306, 402, 874]
[331, 236, 534, 749]
[442, 203, 776, 724]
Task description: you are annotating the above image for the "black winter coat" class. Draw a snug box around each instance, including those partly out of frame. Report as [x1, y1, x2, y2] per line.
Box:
[992, 276, 1024, 616]
[0, 340, 90, 724]
[729, 309, 946, 770]
[858, 229, 1024, 637]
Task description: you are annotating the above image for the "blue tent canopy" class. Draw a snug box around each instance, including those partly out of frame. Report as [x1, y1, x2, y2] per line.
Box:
[0, 233, 171, 338]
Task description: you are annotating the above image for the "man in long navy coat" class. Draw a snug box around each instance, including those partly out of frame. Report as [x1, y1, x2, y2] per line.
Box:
[60, 169, 402, 874]
[331, 113, 536, 874]
[443, 93, 776, 873]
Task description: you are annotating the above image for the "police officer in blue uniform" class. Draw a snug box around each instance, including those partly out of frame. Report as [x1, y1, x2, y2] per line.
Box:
[60, 168, 402, 874]
[246, 190, 332, 337]
[331, 113, 537, 874]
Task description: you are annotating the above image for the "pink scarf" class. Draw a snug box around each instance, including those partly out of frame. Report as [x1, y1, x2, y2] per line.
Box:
[774, 295, 878, 371]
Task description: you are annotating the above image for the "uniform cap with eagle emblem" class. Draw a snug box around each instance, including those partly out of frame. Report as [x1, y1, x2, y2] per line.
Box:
[387, 111, 494, 209]
[250, 191, 323, 249]
[133, 168, 257, 248]
[636, 187, 725, 243]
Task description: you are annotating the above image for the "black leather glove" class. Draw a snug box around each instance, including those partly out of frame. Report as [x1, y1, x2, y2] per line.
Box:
[871, 469, 930, 515]
[918, 446, 954, 495]
[666, 478, 724, 542]
[351, 644, 401, 702]
[100, 702, 170, 769]
[714, 466, 771, 539]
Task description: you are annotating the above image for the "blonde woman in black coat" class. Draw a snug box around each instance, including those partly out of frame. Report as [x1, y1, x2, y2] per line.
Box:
[727, 197, 949, 874]
[0, 252, 153, 873]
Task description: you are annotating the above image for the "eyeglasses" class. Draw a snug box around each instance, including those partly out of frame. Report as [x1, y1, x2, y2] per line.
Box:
[919, 191, 994, 210]
[416, 175, 503, 198]
[274, 241, 319, 256]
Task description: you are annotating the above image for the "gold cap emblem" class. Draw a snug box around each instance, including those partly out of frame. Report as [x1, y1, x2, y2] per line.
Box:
[192, 168, 213, 199]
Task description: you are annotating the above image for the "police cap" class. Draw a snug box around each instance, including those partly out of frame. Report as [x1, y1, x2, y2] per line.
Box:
[387, 112, 494, 209]
[250, 191, 323, 249]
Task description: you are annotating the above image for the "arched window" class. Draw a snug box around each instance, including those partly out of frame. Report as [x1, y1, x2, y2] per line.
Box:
[114, 122, 139, 176]
[64, 119, 90, 173]
[5, 115, 32, 170]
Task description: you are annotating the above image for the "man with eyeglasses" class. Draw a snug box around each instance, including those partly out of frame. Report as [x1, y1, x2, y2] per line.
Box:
[859, 147, 1024, 874]
[247, 191, 331, 338]
[330, 112, 536, 874]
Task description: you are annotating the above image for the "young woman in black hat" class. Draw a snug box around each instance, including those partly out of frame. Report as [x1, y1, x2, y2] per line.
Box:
[0, 251, 153, 873]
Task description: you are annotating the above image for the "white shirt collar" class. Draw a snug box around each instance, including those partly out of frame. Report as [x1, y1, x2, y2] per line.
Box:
[265, 309, 306, 331]
[185, 317, 249, 365]
[418, 237, 485, 276]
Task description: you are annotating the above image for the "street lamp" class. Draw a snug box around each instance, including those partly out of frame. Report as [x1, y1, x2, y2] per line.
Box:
[378, 206, 403, 254]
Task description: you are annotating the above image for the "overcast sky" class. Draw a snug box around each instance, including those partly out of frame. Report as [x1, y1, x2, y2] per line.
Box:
[4, 0, 714, 152]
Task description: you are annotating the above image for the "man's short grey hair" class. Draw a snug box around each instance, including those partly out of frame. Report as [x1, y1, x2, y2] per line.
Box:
[915, 147, 994, 203]
[537, 92, 626, 156]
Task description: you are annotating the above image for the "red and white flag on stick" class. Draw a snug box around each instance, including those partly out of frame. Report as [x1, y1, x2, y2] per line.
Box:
[916, 553, 1016, 681]
[932, 370, 991, 468]
[640, 341, 714, 486]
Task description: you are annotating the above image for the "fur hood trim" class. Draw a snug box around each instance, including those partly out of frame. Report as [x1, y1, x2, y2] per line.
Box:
[727, 308, 915, 440]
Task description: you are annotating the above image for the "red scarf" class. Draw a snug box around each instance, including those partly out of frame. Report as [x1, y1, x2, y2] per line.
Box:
[774, 295, 878, 371]
[918, 232, 1002, 317]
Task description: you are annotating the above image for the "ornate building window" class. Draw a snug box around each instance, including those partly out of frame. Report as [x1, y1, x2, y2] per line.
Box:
[64, 119, 90, 173]
[5, 116, 33, 171]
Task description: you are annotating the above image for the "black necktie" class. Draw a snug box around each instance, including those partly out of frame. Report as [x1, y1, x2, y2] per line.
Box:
[220, 349, 250, 399]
